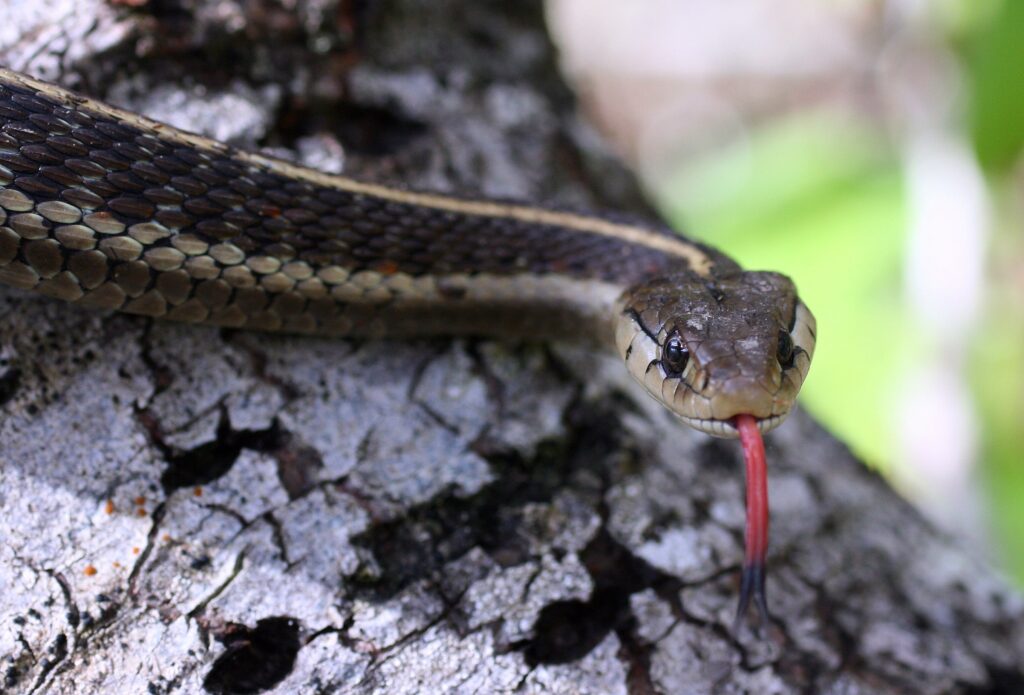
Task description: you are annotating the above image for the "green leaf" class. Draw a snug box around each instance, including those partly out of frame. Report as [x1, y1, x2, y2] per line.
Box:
[969, 0, 1024, 171]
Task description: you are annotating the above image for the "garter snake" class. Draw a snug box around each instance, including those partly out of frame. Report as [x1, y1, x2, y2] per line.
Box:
[0, 67, 816, 626]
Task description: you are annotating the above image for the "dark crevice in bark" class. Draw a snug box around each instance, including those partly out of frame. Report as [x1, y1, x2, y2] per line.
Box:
[0, 362, 22, 406]
[202, 616, 302, 695]
[964, 667, 1024, 695]
[276, 100, 430, 158]
[619, 632, 659, 695]
[28, 632, 67, 695]
[140, 402, 322, 498]
[158, 412, 284, 493]
[520, 528, 665, 667]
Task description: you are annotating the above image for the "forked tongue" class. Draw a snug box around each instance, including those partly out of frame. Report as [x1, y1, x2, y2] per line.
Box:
[733, 414, 769, 633]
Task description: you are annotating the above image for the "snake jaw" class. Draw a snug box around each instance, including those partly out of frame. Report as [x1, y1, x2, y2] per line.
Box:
[676, 412, 787, 438]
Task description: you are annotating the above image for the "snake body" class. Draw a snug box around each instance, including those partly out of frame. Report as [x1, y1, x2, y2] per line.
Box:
[0, 66, 817, 627]
[0, 67, 815, 438]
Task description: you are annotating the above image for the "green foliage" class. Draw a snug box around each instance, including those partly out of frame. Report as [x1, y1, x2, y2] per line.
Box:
[969, 0, 1024, 171]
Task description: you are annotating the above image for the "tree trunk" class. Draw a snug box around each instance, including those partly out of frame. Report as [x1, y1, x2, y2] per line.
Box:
[1, 1, 1021, 693]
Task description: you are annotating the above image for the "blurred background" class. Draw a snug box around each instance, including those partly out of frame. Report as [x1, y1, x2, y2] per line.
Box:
[547, 0, 1024, 584]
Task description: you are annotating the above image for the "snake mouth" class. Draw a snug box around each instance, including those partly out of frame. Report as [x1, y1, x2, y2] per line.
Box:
[676, 412, 787, 438]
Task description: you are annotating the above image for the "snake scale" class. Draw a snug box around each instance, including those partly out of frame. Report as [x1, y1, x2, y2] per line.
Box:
[0, 67, 815, 629]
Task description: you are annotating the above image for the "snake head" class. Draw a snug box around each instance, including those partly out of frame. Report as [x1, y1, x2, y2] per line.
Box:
[615, 270, 815, 437]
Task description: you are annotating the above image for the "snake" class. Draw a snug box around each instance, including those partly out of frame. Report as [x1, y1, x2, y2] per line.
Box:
[0, 67, 815, 629]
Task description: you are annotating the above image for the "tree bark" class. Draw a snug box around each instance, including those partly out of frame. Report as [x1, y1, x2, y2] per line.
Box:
[1, 1, 1022, 694]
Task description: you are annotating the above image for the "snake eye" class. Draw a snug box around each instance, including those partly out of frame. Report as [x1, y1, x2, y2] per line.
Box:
[777, 330, 795, 368]
[662, 336, 689, 376]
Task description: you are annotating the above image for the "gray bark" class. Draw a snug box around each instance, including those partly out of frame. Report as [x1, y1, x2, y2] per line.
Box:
[1, 1, 1022, 694]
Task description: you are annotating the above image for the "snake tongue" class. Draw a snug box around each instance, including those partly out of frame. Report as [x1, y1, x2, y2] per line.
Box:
[733, 413, 770, 633]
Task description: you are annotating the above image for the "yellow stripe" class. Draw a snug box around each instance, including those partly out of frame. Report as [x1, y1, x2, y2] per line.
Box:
[2, 68, 714, 275]
[238, 152, 713, 274]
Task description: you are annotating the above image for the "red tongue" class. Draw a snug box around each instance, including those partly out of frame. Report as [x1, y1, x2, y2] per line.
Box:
[733, 414, 769, 632]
